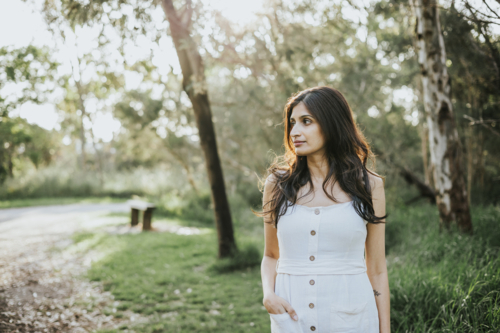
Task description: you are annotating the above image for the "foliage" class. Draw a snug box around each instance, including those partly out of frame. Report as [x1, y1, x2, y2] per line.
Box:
[386, 203, 500, 332]
[0, 45, 60, 183]
[4, 0, 496, 205]
[0, 116, 59, 183]
[0, 45, 59, 117]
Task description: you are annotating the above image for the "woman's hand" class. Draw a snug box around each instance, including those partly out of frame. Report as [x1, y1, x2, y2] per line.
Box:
[263, 293, 299, 321]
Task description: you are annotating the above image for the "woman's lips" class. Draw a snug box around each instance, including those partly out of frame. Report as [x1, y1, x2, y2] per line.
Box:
[294, 141, 305, 147]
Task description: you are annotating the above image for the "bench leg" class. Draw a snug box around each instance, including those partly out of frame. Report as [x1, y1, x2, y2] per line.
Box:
[131, 208, 139, 226]
[142, 208, 155, 231]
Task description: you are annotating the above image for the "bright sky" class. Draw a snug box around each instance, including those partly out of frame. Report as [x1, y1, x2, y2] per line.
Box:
[0, 0, 264, 142]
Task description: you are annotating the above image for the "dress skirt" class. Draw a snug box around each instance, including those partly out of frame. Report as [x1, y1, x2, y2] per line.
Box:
[269, 272, 379, 333]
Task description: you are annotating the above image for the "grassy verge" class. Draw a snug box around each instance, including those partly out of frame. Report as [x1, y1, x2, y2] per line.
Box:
[72, 202, 499, 333]
[386, 203, 500, 332]
[71, 229, 266, 333]
[0, 196, 127, 209]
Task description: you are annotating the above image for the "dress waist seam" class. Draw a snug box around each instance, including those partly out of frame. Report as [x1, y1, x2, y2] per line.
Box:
[275, 258, 367, 275]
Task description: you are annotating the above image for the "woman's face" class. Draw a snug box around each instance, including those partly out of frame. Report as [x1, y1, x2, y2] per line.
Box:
[289, 102, 326, 156]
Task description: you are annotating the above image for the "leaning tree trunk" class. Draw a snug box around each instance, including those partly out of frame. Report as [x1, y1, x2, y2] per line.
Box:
[161, 0, 237, 257]
[410, 0, 473, 234]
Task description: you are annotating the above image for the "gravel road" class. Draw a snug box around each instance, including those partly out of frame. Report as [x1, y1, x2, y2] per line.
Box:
[0, 202, 146, 333]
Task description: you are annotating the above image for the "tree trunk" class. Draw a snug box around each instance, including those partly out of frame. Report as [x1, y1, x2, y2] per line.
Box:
[410, 0, 472, 234]
[161, 0, 237, 258]
[478, 131, 484, 186]
[87, 114, 104, 188]
[421, 120, 431, 186]
[416, 79, 433, 187]
[75, 80, 87, 172]
[465, 126, 473, 206]
[7, 153, 13, 177]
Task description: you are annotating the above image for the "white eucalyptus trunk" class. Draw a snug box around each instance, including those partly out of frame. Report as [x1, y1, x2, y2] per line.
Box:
[410, 0, 472, 234]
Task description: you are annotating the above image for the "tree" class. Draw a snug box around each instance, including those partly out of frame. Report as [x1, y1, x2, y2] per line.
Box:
[0, 45, 58, 118]
[161, 0, 237, 258]
[0, 45, 59, 182]
[409, 0, 472, 234]
[39, 0, 238, 257]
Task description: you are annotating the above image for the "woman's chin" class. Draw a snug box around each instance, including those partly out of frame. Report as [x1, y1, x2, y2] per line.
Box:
[294, 148, 309, 156]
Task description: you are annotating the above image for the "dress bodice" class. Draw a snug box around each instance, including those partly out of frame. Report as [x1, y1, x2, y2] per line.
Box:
[275, 200, 368, 275]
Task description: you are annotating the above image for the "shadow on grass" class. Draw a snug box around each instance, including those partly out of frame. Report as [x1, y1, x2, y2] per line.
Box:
[207, 244, 261, 274]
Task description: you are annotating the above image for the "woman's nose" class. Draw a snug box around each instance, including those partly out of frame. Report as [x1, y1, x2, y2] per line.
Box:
[290, 125, 300, 137]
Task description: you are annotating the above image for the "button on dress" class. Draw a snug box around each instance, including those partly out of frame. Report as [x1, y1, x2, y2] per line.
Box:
[269, 200, 379, 333]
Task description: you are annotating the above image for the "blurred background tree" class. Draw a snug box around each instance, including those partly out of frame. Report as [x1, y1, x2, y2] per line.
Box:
[1, 0, 498, 223]
[0, 45, 59, 183]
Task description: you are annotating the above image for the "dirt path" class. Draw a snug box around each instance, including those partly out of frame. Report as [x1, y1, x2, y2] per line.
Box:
[0, 202, 147, 333]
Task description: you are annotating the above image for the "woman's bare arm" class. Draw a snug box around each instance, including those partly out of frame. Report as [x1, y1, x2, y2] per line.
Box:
[260, 174, 299, 321]
[365, 175, 391, 333]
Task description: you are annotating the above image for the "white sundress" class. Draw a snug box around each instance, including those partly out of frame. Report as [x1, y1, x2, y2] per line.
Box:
[269, 200, 380, 333]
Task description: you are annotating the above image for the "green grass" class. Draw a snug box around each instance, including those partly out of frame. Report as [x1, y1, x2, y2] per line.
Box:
[72, 229, 266, 333]
[68, 201, 499, 333]
[386, 203, 500, 332]
[0, 196, 126, 209]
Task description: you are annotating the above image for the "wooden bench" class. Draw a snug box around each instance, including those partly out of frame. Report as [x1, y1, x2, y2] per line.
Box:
[127, 199, 156, 231]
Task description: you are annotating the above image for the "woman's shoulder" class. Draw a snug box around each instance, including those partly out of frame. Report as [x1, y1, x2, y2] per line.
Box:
[265, 169, 287, 184]
[366, 171, 385, 192]
[360, 169, 385, 189]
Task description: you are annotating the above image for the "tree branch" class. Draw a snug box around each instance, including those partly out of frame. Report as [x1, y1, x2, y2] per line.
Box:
[464, 115, 500, 137]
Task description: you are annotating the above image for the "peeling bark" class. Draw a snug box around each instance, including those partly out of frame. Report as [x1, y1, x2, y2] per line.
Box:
[410, 0, 473, 234]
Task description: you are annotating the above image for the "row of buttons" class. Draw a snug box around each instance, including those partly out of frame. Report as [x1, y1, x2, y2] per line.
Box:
[309, 278, 316, 331]
[310, 223, 316, 262]
[310, 209, 320, 331]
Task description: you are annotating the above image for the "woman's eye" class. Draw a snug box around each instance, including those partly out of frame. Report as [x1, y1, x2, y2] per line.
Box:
[291, 119, 310, 126]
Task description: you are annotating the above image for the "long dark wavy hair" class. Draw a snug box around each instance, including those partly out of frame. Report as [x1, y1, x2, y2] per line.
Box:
[253, 86, 388, 228]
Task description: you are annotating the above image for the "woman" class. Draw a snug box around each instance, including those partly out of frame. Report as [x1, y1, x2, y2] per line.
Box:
[257, 86, 390, 333]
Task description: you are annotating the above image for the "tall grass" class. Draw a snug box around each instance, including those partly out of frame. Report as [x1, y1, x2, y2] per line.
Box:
[386, 203, 500, 332]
